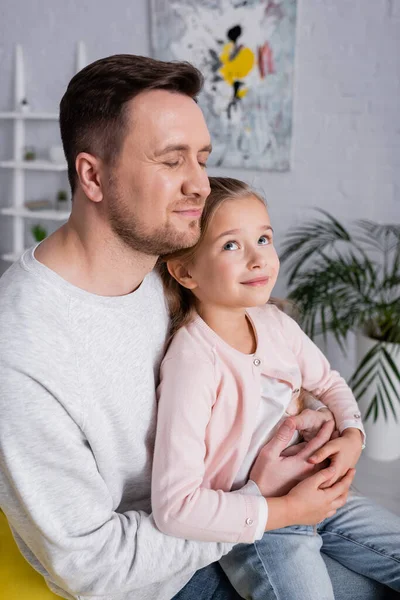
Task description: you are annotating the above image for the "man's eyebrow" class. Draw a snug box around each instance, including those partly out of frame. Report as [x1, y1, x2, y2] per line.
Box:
[215, 225, 273, 241]
[155, 143, 212, 156]
[200, 144, 212, 154]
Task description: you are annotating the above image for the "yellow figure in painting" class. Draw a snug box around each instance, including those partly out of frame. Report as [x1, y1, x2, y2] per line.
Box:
[217, 24, 255, 119]
[219, 42, 255, 98]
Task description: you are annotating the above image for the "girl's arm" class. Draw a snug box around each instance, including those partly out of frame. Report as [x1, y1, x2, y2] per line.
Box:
[273, 308, 365, 484]
[275, 308, 365, 440]
[152, 351, 265, 544]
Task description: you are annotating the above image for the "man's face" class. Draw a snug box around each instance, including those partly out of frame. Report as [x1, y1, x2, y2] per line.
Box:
[103, 89, 212, 256]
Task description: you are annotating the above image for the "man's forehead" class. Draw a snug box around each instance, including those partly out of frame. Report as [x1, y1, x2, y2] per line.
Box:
[126, 92, 210, 151]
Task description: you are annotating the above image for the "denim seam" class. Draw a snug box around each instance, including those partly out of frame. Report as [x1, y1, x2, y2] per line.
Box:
[321, 528, 400, 563]
[253, 541, 279, 600]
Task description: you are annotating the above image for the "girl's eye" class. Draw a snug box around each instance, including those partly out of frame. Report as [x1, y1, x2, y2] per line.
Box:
[198, 162, 207, 169]
[258, 235, 270, 245]
[223, 241, 239, 251]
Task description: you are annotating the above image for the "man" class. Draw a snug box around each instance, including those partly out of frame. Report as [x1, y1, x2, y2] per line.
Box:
[0, 55, 390, 600]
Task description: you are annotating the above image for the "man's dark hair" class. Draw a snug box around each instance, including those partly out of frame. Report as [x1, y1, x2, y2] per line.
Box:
[59, 54, 204, 193]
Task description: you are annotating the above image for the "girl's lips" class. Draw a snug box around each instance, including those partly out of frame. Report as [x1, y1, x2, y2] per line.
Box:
[241, 277, 270, 287]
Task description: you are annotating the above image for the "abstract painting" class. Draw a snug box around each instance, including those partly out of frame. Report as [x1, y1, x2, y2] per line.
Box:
[151, 0, 297, 170]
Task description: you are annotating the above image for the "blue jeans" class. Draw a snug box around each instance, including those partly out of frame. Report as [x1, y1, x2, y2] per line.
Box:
[219, 495, 400, 599]
[173, 562, 241, 600]
[174, 557, 394, 600]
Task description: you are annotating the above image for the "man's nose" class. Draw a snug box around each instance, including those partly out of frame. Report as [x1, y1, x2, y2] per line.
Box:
[182, 162, 211, 200]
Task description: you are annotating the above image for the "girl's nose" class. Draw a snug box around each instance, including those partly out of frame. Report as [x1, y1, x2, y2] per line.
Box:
[247, 248, 266, 269]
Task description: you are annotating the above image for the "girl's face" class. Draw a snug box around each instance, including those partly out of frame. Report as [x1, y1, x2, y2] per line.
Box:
[186, 194, 280, 310]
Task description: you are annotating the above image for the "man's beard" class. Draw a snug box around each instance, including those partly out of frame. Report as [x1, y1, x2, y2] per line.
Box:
[108, 191, 201, 256]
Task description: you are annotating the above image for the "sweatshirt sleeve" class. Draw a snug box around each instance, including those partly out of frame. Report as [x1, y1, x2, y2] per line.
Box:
[0, 360, 232, 599]
[274, 309, 365, 439]
[152, 351, 265, 544]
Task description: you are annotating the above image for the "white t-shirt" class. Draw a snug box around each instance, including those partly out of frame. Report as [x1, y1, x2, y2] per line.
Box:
[233, 376, 301, 490]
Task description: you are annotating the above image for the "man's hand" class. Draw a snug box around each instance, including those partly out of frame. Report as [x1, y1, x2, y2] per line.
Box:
[291, 407, 335, 442]
[285, 466, 356, 525]
[308, 427, 364, 488]
[265, 465, 356, 530]
[250, 417, 335, 497]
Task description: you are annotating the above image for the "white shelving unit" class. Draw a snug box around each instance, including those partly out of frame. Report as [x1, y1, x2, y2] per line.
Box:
[0, 160, 68, 171]
[0, 42, 87, 263]
[1, 207, 70, 220]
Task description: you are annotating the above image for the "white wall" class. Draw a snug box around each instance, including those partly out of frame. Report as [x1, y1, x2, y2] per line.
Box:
[1, 0, 399, 375]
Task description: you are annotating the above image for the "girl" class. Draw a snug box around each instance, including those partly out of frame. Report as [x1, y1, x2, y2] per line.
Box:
[152, 177, 400, 599]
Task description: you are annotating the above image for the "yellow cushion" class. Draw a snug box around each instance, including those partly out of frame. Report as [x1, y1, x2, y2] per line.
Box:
[0, 510, 59, 598]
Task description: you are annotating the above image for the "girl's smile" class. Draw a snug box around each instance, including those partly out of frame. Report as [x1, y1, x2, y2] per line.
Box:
[240, 276, 271, 286]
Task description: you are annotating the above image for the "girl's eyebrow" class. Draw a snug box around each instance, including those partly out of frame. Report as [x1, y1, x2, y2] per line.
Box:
[215, 225, 273, 241]
[215, 228, 241, 240]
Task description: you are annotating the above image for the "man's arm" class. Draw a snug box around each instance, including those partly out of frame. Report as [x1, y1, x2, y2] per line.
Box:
[0, 362, 231, 598]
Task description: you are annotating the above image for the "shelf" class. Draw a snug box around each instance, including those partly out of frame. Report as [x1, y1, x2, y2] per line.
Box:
[0, 160, 67, 171]
[1, 252, 23, 263]
[0, 207, 70, 221]
[0, 111, 59, 120]
[0, 44, 86, 269]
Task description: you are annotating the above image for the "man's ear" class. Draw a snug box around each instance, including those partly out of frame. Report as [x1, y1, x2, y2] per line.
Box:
[167, 260, 198, 290]
[75, 152, 104, 203]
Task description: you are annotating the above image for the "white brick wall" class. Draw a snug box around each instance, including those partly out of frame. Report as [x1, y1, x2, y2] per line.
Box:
[0, 0, 399, 375]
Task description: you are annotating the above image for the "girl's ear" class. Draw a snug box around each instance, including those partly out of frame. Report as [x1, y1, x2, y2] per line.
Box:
[167, 260, 198, 290]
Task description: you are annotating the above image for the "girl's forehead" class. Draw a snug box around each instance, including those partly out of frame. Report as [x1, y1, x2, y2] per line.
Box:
[211, 195, 270, 227]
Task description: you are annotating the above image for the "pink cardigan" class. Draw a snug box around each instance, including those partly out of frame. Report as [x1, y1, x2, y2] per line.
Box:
[152, 304, 364, 544]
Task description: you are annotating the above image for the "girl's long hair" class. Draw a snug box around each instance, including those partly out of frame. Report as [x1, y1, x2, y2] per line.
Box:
[157, 176, 266, 339]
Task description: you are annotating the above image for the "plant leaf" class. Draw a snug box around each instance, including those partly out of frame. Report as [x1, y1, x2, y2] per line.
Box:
[378, 371, 398, 422]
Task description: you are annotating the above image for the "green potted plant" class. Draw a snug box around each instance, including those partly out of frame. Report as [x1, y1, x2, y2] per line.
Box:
[31, 224, 47, 243]
[280, 210, 400, 461]
[23, 146, 36, 161]
[56, 189, 69, 211]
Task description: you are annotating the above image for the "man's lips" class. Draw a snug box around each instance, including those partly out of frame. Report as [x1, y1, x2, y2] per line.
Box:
[241, 276, 270, 287]
[174, 208, 203, 218]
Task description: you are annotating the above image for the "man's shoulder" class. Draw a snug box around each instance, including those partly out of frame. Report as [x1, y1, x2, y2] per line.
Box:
[0, 258, 71, 361]
[0, 257, 69, 319]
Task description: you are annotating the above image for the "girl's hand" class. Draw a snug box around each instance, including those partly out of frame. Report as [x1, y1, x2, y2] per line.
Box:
[290, 407, 335, 442]
[286, 466, 356, 525]
[251, 419, 335, 497]
[265, 466, 356, 530]
[307, 428, 364, 487]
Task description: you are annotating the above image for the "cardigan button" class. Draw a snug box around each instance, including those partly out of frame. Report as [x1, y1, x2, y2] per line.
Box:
[354, 413, 361, 419]
[253, 358, 261, 367]
[246, 518, 254, 526]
